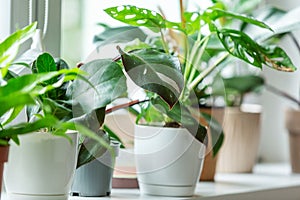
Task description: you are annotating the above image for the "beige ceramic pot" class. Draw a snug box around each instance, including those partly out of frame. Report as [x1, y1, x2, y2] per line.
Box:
[285, 108, 300, 173]
[199, 107, 224, 181]
[217, 105, 261, 173]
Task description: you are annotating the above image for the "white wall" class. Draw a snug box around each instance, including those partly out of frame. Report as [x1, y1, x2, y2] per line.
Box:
[259, 0, 300, 162]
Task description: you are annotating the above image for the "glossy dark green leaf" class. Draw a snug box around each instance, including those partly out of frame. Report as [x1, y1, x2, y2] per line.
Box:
[35, 53, 57, 73]
[104, 5, 166, 32]
[71, 107, 106, 133]
[118, 47, 184, 108]
[151, 97, 207, 144]
[76, 130, 109, 168]
[216, 28, 296, 71]
[71, 59, 127, 114]
[200, 112, 224, 156]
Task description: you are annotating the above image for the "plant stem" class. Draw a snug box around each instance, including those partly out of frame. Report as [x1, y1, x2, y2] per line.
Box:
[188, 51, 230, 91]
[105, 99, 150, 114]
[160, 29, 169, 54]
[265, 84, 300, 107]
[187, 36, 210, 85]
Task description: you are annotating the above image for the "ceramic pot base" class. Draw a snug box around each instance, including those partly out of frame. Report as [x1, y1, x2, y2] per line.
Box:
[139, 183, 195, 197]
[6, 193, 68, 200]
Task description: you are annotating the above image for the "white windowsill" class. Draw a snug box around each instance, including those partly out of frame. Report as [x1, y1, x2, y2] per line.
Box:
[3, 163, 300, 200]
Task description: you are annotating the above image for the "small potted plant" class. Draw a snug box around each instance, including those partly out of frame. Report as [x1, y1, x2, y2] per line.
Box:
[101, 0, 297, 196]
[3, 38, 117, 199]
[0, 23, 105, 199]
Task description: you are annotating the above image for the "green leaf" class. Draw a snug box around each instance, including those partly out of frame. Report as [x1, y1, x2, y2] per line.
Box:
[223, 75, 265, 95]
[0, 69, 85, 117]
[103, 125, 125, 148]
[35, 53, 57, 73]
[94, 25, 147, 45]
[216, 28, 296, 71]
[200, 112, 224, 156]
[0, 94, 35, 117]
[34, 53, 58, 86]
[2, 106, 24, 126]
[118, 47, 184, 108]
[71, 59, 127, 114]
[104, 5, 166, 32]
[204, 8, 272, 31]
[71, 107, 106, 133]
[151, 97, 207, 144]
[0, 22, 37, 77]
[76, 130, 109, 168]
[251, 6, 300, 42]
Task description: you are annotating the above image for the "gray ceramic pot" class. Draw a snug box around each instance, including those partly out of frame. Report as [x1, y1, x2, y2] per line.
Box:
[71, 142, 120, 197]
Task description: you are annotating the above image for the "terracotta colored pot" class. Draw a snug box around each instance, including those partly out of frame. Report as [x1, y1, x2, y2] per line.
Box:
[0, 145, 9, 193]
[216, 105, 261, 173]
[285, 109, 300, 173]
[199, 107, 224, 181]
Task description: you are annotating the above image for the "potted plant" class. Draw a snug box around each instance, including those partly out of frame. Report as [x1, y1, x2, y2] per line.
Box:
[101, 0, 297, 196]
[208, 1, 300, 173]
[3, 34, 119, 199]
[69, 59, 127, 197]
[264, 85, 300, 173]
[0, 23, 99, 196]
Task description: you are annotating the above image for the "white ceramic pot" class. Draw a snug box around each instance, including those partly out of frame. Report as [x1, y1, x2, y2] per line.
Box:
[4, 131, 78, 200]
[134, 125, 206, 197]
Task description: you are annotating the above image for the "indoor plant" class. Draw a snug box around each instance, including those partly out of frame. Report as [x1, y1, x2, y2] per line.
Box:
[0, 23, 102, 196]
[3, 33, 121, 199]
[102, 0, 297, 196]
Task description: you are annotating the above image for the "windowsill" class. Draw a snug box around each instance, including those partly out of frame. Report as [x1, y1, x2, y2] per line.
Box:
[3, 163, 300, 200]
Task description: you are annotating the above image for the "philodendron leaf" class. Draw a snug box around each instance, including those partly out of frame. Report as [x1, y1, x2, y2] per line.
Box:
[216, 28, 296, 72]
[71, 59, 127, 114]
[118, 47, 184, 108]
[0, 22, 37, 77]
[223, 75, 265, 95]
[204, 8, 272, 31]
[200, 112, 224, 157]
[151, 97, 207, 144]
[104, 5, 166, 32]
[165, 12, 201, 35]
[76, 130, 109, 168]
[94, 25, 147, 45]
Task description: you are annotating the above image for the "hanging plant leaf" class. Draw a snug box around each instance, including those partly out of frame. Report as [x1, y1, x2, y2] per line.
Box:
[104, 5, 166, 32]
[118, 47, 184, 108]
[71, 59, 127, 114]
[216, 28, 296, 71]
